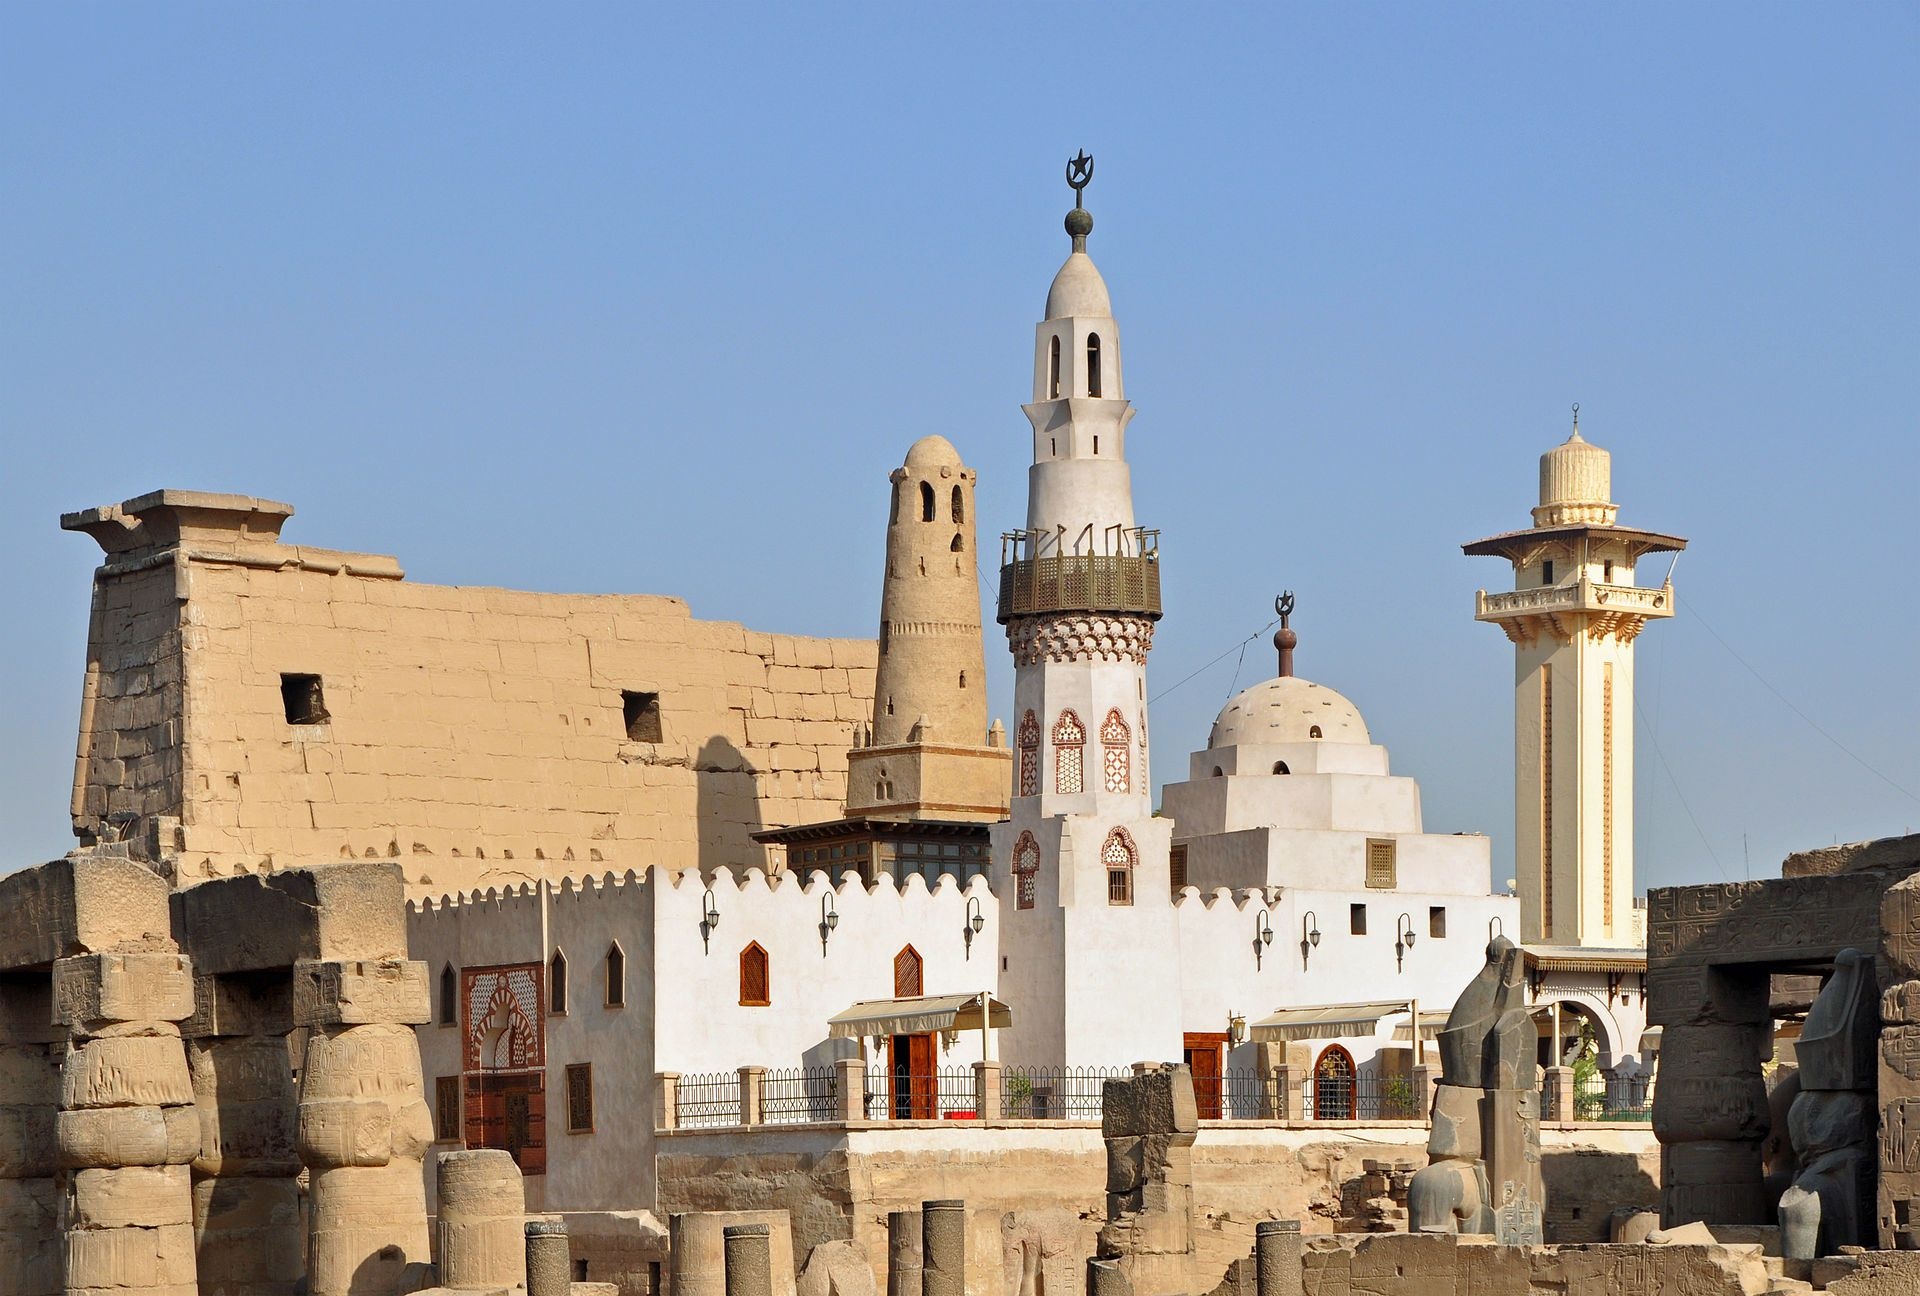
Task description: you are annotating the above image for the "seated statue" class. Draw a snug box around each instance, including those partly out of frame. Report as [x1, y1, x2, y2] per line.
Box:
[1779, 948, 1879, 1260]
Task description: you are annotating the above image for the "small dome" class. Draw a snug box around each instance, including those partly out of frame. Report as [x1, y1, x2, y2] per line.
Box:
[1209, 677, 1371, 749]
[904, 435, 962, 469]
[1045, 251, 1112, 320]
[1533, 428, 1618, 526]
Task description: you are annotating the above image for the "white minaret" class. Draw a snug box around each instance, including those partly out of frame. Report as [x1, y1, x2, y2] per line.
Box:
[990, 155, 1183, 1068]
[1466, 410, 1687, 948]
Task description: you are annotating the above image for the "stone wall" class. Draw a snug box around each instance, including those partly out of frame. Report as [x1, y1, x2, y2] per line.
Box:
[64, 491, 877, 894]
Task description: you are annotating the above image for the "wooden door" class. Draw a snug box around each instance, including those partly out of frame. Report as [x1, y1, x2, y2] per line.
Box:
[891, 1032, 936, 1119]
[1183, 1032, 1227, 1120]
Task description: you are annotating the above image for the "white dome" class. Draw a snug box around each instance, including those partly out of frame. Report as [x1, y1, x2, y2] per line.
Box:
[1209, 676, 1371, 748]
[1045, 251, 1112, 320]
[904, 435, 962, 469]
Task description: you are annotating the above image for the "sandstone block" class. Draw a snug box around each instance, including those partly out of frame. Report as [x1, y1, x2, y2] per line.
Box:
[53, 952, 194, 1027]
[438, 1147, 527, 1214]
[297, 1098, 394, 1168]
[194, 1096, 299, 1175]
[294, 958, 431, 1026]
[69, 1165, 193, 1228]
[1100, 1067, 1198, 1139]
[57, 1104, 199, 1169]
[62, 1036, 194, 1109]
[182, 973, 292, 1038]
[0, 853, 172, 971]
[63, 1220, 197, 1288]
[299, 1023, 425, 1103]
[0, 1042, 59, 1093]
[0, 1103, 58, 1177]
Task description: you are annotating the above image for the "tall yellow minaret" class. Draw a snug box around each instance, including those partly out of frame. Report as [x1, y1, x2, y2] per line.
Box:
[1465, 411, 1687, 948]
[845, 437, 1010, 822]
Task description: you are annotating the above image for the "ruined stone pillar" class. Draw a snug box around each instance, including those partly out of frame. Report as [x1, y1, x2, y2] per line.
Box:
[1652, 1017, 1772, 1226]
[670, 1213, 727, 1296]
[0, 980, 62, 1296]
[1879, 873, 1920, 1250]
[836, 1058, 866, 1123]
[295, 958, 434, 1296]
[184, 975, 301, 1296]
[886, 1209, 922, 1296]
[1087, 1259, 1128, 1296]
[920, 1200, 965, 1296]
[526, 1218, 571, 1296]
[53, 950, 200, 1296]
[437, 1149, 527, 1291]
[658, 1073, 681, 1131]
[722, 1224, 772, 1296]
[1410, 1065, 1435, 1119]
[1253, 1220, 1301, 1296]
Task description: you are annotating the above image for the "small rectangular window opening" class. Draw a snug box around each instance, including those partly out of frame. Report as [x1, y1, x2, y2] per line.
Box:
[1542, 560, 1555, 586]
[1365, 839, 1397, 890]
[566, 1062, 594, 1133]
[1350, 903, 1367, 935]
[623, 691, 663, 743]
[281, 674, 328, 725]
[1603, 560, 1615, 583]
[434, 1075, 461, 1141]
[1429, 906, 1447, 939]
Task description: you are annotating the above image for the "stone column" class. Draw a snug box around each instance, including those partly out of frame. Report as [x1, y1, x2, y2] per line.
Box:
[1253, 1220, 1301, 1296]
[920, 1200, 965, 1296]
[836, 1058, 867, 1123]
[1543, 1066, 1575, 1123]
[294, 958, 434, 1296]
[1651, 1011, 1771, 1226]
[1879, 873, 1920, 1250]
[739, 1067, 766, 1127]
[53, 950, 200, 1296]
[886, 1210, 922, 1296]
[437, 1149, 527, 1291]
[526, 1218, 571, 1296]
[658, 1073, 681, 1131]
[723, 1224, 772, 1296]
[1087, 1259, 1128, 1296]
[670, 1213, 727, 1296]
[972, 1061, 1002, 1120]
[0, 979, 61, 1296]
[184, 975, 301, 1296]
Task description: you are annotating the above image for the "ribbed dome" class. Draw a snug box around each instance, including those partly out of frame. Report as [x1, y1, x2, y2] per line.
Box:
[1533, 430, 1618, 526]
[1045, 251, 1112, 320]
[904, 435, 963, 468]
[1209, 677, 1371, 748]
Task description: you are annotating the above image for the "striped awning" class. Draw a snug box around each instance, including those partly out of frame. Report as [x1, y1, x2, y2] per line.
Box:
[1250, 1000, 1414, 1043]
[827, 993, 1011, 1039]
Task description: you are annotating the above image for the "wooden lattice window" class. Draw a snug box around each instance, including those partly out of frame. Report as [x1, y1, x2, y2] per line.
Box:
[435, 1075, 461, 1141]
[1365, 840, 1397, 890]
[1102, 828, 1136, 906]
[1012, 832, 1040, 911]
[1053, 710, 1085, 795]
[565, 1063, 594, 1133]
[1100, 709, 1131, 794]
[1017, 711, 1040, 798]
[1169, 844, 1188, 892]
[739, 942, 770, 1007]
[894, 945, 924, 998]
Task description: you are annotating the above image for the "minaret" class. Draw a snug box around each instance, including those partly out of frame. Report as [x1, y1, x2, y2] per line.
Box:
[1465, 410, 1687, 948]
[990, 155, 1182, 1067]
[846, 437, 1010, 822]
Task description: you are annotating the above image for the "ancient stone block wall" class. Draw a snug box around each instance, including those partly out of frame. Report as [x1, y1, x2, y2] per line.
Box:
[65, 492, 877, 894]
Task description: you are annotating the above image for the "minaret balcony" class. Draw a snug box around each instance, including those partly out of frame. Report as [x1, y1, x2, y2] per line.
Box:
[1475, 579, 1675, 644]
[996, 544, 1163, 622]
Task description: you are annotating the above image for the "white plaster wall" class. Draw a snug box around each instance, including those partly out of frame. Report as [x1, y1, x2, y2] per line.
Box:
[1164, 773, 1424, 838]
[1188, 741, 1388, 780]
[1057, 812, 1184, 1066]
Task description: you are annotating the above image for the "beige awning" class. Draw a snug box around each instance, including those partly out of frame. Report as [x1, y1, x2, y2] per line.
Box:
[827, 993, 1012, 1040]
[1391, 1011, 1451, 1043]
[1639, 1025, 1663, 1053]
[1250, 1000, 1414, 1043]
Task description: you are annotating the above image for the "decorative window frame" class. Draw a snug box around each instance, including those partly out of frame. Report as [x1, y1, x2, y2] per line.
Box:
[1012, 831, 1041, 911]
[1017, 710, 1040, 797]
[1053, 710, 1086, 795]
[739, 941, 771, 1007]
[1099, 708, 1131, 794]
[1102, 826, 1137, 906]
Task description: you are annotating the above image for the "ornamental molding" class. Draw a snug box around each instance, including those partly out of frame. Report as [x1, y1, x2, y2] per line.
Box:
[1007, 614, 1156, 665]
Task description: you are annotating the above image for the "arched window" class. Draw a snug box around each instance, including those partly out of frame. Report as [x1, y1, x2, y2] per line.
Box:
[920, 481, 936, 522]
[549, 949, 569, 1015]
[1017, 710, 1040, 797]
[1100, 709, 1131, 794]
[951, 485, 964, 523]
[1309, 725, 1323, 739]
[950, 532, 963, 552]
[1012, 832, 1040, 911]
[438, 963, 457, 1027]
[739, 942, 770, 1007]
[1048, 335, 1061, 399]
[1086, 333, 1102, 397]
[894, 945, 924, 998]
[605, 942, 626, 1008]
[1313, 1046, 1357, 1120]
[1272, 761, 1290, 775]
[1212, 766, 1224, 778]
[958, 671, 967, 689]
[1052, 710, 1086, 794]
[1102, 827, 1136, 906]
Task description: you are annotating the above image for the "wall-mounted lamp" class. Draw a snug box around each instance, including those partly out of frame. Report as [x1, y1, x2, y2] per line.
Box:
[1395, 912, 1417, 973]
[963, 896, 985, 960]
[1301, 911, 1321, 969]
[818, 892, 839, 957]
[1228, 1011, 1247, 1047]
[1253, 910, 1273, 969]
[699, 889, 720, 954]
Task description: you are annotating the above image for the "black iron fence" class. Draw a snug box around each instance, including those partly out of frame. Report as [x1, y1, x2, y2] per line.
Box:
[674, 1072, 741, 1129]
[864, 1068, 979, 1121]
[1301, 1070, 1422, 1121]
[999, 1065, 1132, 1120]
[761, 1067, 839, 1125]
[1570, 1068, 1652, 1122]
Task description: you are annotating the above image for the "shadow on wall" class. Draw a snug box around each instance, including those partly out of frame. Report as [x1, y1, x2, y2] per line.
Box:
[696, 736, 763, 882]
[1539, 1147, 1660, 1242]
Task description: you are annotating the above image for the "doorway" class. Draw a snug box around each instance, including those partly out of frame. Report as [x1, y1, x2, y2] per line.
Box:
[890, 1032, 936, 1119]
[1183, 1032, 1228, 1120]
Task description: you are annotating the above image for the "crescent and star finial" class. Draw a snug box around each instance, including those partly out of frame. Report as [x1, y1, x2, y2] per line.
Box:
[1066, 150, 1094, 208]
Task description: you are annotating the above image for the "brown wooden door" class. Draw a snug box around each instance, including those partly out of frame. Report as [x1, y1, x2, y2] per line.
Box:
[891, 1033, 936, 1119]
[1183, 1032, 1227, 1120]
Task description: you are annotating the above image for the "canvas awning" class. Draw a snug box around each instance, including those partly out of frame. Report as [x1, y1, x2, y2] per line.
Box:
[1391, 1011, 1451, 1043]
[1250, 1000, 1415, 1043]
[827, 993, 1012, 1040]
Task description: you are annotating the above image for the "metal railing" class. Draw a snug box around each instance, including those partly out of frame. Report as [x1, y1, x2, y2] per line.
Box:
[999, 1065, 1133, 1120]
[997, 553, 1163, 620]
[1573, 1068, 1652, 1122]
[674, 1072, 742, 1129]
[1209, 1068, 1281, 1120]
[863, 1068, 979, 1120]
[1302, 1072, 1422, 1121]
[761, 1067, 840, 1125]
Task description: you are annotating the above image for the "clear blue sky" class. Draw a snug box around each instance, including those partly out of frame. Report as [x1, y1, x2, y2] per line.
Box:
[4, 7, 1916, 891]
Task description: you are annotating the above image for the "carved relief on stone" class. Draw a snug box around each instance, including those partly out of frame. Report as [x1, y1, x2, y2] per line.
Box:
[1007, 615, 1155, 667]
